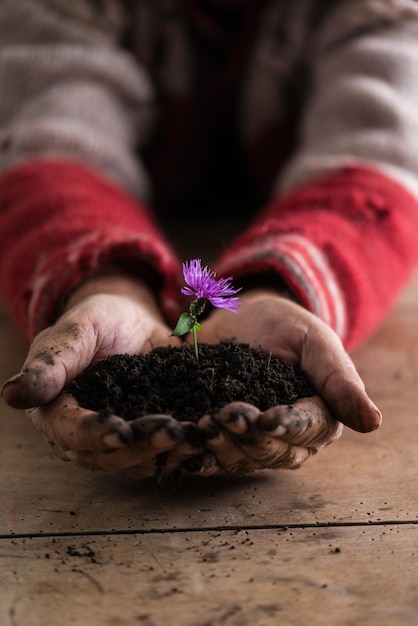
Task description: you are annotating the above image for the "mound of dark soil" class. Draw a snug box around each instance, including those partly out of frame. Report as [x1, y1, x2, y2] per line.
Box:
[68, 343, 315, 422]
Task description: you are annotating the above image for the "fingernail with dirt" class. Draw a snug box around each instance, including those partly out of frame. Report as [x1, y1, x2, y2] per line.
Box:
[0, 372, 39, 409]
[1, 373, 23, 398]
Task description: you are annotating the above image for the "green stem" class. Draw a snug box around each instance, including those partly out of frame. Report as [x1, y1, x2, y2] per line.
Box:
[192, 324, 199, 361]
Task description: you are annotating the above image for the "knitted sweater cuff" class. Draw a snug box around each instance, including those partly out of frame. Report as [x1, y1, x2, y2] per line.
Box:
[0, 159, 182, 339]
[216, 166, 418, 350]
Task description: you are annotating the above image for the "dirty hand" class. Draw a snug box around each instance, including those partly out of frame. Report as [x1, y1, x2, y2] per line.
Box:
[1, 274, 203, 476]
[183, 397, 343, 475]
[183, 289, 381, 475]
[27, 393, 204, 478]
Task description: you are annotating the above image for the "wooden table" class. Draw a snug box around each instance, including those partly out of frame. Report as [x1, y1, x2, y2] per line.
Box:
[1, 267, 418, 626]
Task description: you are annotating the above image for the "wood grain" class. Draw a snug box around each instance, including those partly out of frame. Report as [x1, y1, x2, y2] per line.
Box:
[1, 271, 418, 625]
[1, 526, 417, 626]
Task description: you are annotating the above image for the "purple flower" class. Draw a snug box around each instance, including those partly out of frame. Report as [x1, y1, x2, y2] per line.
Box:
[181, 259, 241, 313]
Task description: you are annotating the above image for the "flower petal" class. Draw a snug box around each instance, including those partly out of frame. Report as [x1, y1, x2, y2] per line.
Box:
[181, 258, 241, 312]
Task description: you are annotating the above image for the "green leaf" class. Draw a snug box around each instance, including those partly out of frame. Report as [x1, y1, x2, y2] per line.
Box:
[171, 312, 196, 337]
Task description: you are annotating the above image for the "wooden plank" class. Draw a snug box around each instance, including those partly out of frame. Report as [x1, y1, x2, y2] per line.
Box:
[1, 525, 417, 626]
[2, 277, 418, 535]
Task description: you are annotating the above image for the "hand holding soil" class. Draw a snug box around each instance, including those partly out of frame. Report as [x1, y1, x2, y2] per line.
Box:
[196, 289, 382, 433]
[26, 392, 342, 477]
[1, 275, 381, 478]
[26, 393, 205, 478]
[188, 397, 343, 475]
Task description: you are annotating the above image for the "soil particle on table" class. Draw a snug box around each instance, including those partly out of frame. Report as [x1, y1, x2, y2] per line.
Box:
[68, 342, 315, 422]
[66, 543, 97, 562]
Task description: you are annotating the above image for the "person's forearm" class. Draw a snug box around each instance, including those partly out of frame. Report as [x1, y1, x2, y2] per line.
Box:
[217, 6, 418, 351]
[0, 2, 184, 339]
[216, 166, 418, 351]
[0, 161, 182, 340]
[277, 2, 418, 200]
[64, 269, 165, 322]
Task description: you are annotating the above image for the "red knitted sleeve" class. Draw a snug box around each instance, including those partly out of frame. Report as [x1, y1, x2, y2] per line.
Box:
[216, 166, 418, 350]
[0, 159, 182, 340]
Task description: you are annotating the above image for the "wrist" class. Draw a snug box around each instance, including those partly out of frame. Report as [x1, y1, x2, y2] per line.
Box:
[64, 266, 163, 319]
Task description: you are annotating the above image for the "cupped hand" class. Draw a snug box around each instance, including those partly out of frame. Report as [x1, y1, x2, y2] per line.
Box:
[181, 289, 381, 474]
[1, 281, 382, 479]
[193, 289, 381, 432]
[182, 398, 343, 476]
[27, 393, 204, 478]
[0, 274, 205, 478]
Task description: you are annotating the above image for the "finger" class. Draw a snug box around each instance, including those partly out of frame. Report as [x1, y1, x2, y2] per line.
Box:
[299, 316, 382, 433]
[259, 397, 344, 450]
[205, 433, 260, 473]
[161, 422, 205, 471]
[123, 422, 207, 479]
[27, 393, 134, 452]
[117, 427, 206, 479]
[1, 320, 95, 408]
[215, 402, 261, 435]
[62, 414, 186, 473]
[199, 408, 316, 472]
[198, 414, 268, 473]
[264, 443, 312, 470]
[206, 425, 311, 471]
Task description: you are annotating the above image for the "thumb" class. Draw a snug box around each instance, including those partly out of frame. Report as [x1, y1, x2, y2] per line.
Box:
[1, 319, 94, 409]
[300, 320, 382, 433]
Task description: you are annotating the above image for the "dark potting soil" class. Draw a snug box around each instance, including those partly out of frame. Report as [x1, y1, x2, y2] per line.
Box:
[68, 343, 315, 422]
